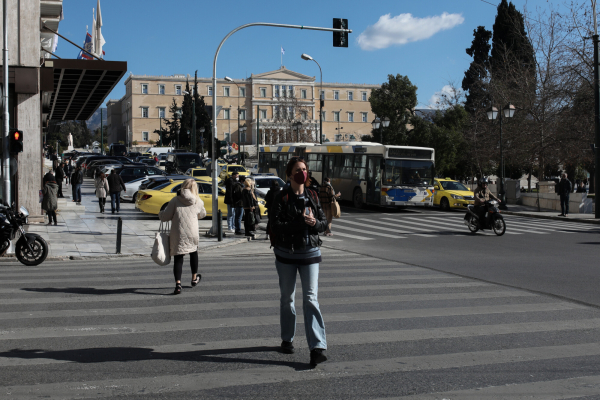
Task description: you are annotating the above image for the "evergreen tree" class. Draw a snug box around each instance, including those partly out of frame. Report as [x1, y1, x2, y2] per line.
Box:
[193, 71, 212, 156]
[160, 98, 180, 147]
[179, 78, 193, 148]
[462, 26, 492, 113]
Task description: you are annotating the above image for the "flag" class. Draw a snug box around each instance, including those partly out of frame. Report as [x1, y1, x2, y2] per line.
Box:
[281, 46, 285, 55]
[95, 0, 105, 58]
[77, 32, 93, 59]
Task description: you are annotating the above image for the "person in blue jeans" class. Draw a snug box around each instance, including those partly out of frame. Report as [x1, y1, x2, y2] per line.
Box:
[106, 169, 126, 213]
[269, 157, 328, 367]
[230, 173, 244, 234]
[71, 166, 84, 203]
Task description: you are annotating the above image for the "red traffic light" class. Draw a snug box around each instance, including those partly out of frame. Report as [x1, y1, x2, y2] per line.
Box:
[13, 131, 20, 141]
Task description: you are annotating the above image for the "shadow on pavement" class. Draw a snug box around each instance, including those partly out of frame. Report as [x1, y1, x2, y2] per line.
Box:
[21, 287, 168, 296]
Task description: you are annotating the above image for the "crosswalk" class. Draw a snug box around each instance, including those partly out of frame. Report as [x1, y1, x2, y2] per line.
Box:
[2, 246, 600, 398]
[323, 213, 600, 241]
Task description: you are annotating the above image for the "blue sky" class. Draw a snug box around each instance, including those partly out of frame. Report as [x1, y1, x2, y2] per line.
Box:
[55, 0, 556, 109]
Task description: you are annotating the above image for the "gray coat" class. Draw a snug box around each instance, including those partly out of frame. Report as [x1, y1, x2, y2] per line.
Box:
[42, 182, 58, 212]
[94, 177, 110, 198]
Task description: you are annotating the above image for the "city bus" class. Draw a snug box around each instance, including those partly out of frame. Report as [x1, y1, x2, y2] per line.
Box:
[258, 142, 435, 208]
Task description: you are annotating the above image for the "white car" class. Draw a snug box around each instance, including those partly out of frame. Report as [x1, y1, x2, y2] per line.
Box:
[120, 176, 150, 202]
[252, 174, 285, 198]
[100, 164, 126, 176]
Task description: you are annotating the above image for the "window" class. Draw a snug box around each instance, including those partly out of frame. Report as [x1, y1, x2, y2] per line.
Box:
[239, 87, 245, 97]
[274, 85, 279, 97]
[175, 85, 181, 95]
[158, 84, 165, 95]
[288, 85, 293, 97]
[260, 109, 267, 119]
[142, 131, 149, 141]
[334, 91, 339, 100]
[321, 111, 326, 121]
[141, 84, 148, 94]
[159, 107, 166, 118]
[301, 111, 307, 120]
[320, 90, 325, 100]
[362, 91, 367, 101]
[361, 112, 368, 122]
[348, 112, 354, 122]
[208, 86, 213, 96]
[260, 87, 266, 97]
[281, 85, 287, 97]
[141, 107, 149, 118]
[223, 109, 230, 120]
[225, 132, 231, 142]
[333, 111, 340, 122]
[240, 109, 246, 120]
[301, 89, 307, 99]
[224, 87, 230, 97]
[348, 91, 353, 101]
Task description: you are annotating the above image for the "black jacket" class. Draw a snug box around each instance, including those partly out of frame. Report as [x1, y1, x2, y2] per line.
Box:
[72, 170, 84, 185]
[557, 178, 572, 196]
[265, 187, 281, 209]
[231, 181, 243, 207]
[224, 177, 233, 205]
[107, 173, 126, 193]
[269, 187, 327, 251]
[55, 166, 65, 180]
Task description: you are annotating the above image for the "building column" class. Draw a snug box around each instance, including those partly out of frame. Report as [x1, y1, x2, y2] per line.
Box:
[17, 91, 42, 217]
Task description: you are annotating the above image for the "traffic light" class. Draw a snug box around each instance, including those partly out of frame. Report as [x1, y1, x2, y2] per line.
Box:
[10, 129, 23, 154]
[333, 18, 348, 48]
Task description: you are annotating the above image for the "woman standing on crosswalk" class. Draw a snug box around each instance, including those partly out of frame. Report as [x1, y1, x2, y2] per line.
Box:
[269, 157, 329, 366]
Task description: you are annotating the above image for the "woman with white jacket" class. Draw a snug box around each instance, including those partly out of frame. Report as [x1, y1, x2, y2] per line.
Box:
[159, 179, 206, 294]
[94, 172, 110, 213]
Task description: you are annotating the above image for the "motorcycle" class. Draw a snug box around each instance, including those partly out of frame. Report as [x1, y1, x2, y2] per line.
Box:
[0, 204, 48, 265]
[464, 200, 506, 236]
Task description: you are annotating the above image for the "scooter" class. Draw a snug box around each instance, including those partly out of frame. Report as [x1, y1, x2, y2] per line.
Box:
[0, 204, 48, 265]
[464, 200, 506, 236]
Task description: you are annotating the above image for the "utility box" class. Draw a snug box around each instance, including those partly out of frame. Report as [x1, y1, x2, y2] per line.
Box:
[505, 179, 521, 203]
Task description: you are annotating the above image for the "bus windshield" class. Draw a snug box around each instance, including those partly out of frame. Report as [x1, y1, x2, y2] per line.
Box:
[384, 160, 434, 186]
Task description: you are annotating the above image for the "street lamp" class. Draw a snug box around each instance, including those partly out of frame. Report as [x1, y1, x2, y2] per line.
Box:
[486, 102, 515, 210]
[239, 124, 247, 164]
[293, 121, 303, 142]
[224, 76, 242, 158]
[199, 126, 205, 156]
[126, 102, 131, 150]
[372, 116, 390, 144]
[301, 53, 323, 144]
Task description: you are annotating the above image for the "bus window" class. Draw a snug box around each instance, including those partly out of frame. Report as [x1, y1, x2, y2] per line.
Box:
[323, 155, 334, 180]
[315, 154, 323, 172]
[333, 154, 343, 178]
[354, 154, 367, 180]
[306, 154, 318, 172]
[341, 155, 354, 179]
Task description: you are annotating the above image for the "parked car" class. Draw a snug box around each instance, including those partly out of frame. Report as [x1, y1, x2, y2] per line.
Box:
[165, 152, 202, 174]
[139, 158, 158, 167]
[113, 165, 165, 183]
[157, 153, 168, 166]
[184, 168, 223, 184]
[109, 143, 128, 157]
[251, 174, 286, 198]
[85, 159, 123, 178]
[127, 152, 142, 159]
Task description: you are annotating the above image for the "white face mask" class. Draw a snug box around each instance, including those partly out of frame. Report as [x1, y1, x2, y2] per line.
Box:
[235, 177, 239, 181]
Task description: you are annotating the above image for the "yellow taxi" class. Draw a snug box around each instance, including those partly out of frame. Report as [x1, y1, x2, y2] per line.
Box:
[136, 179, 267, 217]
[184, 167, 223, 185]
[433, 178, 475, 211]
[219, 164, 250, 181]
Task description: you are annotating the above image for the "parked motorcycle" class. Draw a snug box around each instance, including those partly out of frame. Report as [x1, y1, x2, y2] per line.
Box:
[464, 200, 506, 236]
[0, 204, 48, 265]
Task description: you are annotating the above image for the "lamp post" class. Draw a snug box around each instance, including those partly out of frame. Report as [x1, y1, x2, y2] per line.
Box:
[126, 102, 131, 150]
[293, 121, 303, 142]
[224, 76, 242, 160]
[372, 116, 390, 145]
[486, 103, 515, 210]
[199, 126, 205, 156]
[301, 53, 323, 144]
[239, 124, 246, 164]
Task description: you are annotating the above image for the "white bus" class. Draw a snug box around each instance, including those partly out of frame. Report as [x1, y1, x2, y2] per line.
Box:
[258, 142, 435, 208]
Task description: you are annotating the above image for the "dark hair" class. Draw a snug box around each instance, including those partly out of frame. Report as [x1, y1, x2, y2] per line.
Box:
[324, 177, 330, 182]
[111, 169, 116, 174]
[99, 173, 106, 179]
[272, 180, 280, 188]
[285, 157, 311, 186]
[232, 171, 239, 176]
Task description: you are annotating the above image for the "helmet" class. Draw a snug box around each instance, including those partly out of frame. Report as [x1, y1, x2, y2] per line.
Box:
[478, 177, 489, 186]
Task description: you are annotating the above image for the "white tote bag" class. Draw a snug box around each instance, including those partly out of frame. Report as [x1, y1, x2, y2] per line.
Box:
[151, 221, 171, 266]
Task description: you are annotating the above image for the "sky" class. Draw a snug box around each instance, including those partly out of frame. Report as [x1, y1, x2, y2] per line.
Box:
[54, 0, 561, 110]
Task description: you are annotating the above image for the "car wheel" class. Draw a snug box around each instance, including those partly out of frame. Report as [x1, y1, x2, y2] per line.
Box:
[353, 188, 363, 209]
[440, 197, 450, 211]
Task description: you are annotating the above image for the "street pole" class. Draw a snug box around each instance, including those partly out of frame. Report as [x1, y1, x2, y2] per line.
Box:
[100, 108, 104, 154]
[594, 32, 600, 216]
[3, 0, 10, 205]
[256, 105, 260, 155]
[499, 113, 506, 209]
[159, 118, 162, 146]
[210, 21, 352, 236]
[192, 94, 196, 153]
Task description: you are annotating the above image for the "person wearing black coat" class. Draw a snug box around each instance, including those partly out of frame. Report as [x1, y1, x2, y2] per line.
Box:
[241, 178, 258, 238]
[557, 173, 572, 217]
[71, 166, 84, 203]
[54, 162, 65, 198]
[107, 170, 127, 213]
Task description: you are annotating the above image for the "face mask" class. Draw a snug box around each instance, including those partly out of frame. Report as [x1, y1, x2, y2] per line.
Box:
[235, 177, 239, 181]
[293, 170, 307, 185]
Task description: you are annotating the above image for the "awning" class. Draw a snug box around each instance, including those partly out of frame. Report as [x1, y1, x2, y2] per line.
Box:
[43, 59, 127, 121]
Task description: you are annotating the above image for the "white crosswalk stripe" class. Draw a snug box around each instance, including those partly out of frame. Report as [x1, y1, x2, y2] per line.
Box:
[335, 219, 436, 237]
[422, 216, 548, 234]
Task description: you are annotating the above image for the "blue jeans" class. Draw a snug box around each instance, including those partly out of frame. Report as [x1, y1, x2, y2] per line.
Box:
[234, 206, 243, 232]
[110, 192, 121, 212]
[275, 260, 327, 350]
[227, 204, 235, 230]
[74, 184, 82, 202]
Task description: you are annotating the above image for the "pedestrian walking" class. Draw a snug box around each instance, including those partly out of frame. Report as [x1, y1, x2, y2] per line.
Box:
[230, 172, 244, 235]
[319, 177, 341, 236]
[94, 172, 110, 213]
[42, 176, 58, 226]
[71, 166, 83, 203]
[107, 169, 126, 214]
[269, 157, 329, 366]
[64, 161, 72, 185]
[265, 180, 280, 210]
[242, 178, 258, 239]
[224, 173, 236, 233]
[51, 151, 58, 171]
[55, 162, 65, 198]
[557, 173, 572, 217]
[158, 179, 206, 295]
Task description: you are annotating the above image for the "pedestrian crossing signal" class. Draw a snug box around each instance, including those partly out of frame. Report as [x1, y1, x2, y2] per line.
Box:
[10, 129, 23, 154]
[333, 18, 348, 48]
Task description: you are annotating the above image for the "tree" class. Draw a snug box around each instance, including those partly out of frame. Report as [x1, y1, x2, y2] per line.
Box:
[158, 98, 180, 147]
[192, 71, 212, 155]
[462, 26, 492, 113]
[369, 74, 417, 145]
[179, 78, 193, 148]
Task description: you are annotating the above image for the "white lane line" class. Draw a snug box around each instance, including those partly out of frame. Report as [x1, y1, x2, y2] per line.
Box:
[427, 216, 552, 234]
[419, 216, 525, 235]
[319, 236, 343, 242]
[322, 230, 375, 240]
[333, 224, 406, 239]
[494, 219, 576, 233]
[336, 219, 436, 237]
[378, 218, 449, 233]
[507, 217, 600, 230]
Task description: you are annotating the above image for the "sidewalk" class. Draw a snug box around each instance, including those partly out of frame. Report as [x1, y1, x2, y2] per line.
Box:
[22, 161, 253, 259]
[502, 204, 600, 225]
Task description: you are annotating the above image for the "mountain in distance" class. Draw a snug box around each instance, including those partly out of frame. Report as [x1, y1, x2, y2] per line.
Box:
[87, 108, 107, 132]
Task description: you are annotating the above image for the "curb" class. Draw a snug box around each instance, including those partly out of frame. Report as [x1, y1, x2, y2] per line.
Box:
[502, 210, 600, 225]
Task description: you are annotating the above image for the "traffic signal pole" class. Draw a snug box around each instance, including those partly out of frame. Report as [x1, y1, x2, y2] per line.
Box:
[210, 21, 351, 236]
[2, 0, 10, 205]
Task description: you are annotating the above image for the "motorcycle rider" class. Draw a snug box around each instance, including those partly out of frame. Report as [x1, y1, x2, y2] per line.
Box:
[473, 177, 501, 228]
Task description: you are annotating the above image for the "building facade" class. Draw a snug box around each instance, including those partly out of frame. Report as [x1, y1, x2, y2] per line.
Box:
[107, 66, 379, 150]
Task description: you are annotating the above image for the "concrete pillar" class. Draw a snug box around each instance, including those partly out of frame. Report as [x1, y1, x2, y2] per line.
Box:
[17, 91, 42, 216]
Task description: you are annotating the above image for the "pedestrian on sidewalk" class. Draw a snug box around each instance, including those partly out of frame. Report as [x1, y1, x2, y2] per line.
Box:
[43, 170, 55, 185]
[55, 162, 65, 198]
[158, 179, 206, 295]
[242, 178, 258, 239]
[319, 177, 341, 236]
[265, 180, 280, 211]
[224, 173, 235, 233]
[557, 173, 572, 217]
[231, 172, 244, 235]
[269, 157, 329, 367]
[107, 169, 126, 214]
[42, 176, 58, 226]
[64, 160, 72, 186]
[94, 172, 110, 213]
[71, 166, 83, 203]
[577, 181, 586, 193]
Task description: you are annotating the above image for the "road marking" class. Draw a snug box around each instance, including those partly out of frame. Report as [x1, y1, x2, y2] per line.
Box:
[325, 231, 375, 240]
[335, 219, 436, 237]
[333, 224, 406, 239]
[379, 217, 450, 233]
[416, 216, 523, 235]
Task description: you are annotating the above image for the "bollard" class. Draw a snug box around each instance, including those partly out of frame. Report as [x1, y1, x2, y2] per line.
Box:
[217, 210, 223, 241]
[116, 217, 122, 254]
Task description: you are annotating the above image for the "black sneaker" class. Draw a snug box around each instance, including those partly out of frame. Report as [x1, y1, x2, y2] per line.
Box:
[310, 348, 327, 366]
[280, 341, 295, 354]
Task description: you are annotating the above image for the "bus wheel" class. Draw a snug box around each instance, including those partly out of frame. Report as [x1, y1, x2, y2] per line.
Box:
[353, 188, 364, 209]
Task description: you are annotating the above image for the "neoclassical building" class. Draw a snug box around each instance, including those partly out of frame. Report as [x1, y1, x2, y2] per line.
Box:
[107, 66, 379, 148]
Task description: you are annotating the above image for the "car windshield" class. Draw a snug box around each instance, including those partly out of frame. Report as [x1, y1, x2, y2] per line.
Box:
[384, 160, 434, 186]
[192, 169, 209, 177]
[440, 181, 469, 191]
[254, 178, 285, 189]
[228, 166, 247, 173]
[178, 155, 201, 167]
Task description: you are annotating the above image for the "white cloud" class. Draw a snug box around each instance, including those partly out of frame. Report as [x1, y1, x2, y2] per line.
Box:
[428, 85, 456, 109]
[357, 12, 464, 51]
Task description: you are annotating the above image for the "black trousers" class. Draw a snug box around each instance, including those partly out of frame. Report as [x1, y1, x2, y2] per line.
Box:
[244, 210, 255, 236]
[173, 251, 198, 282]
[560, 194, 570, 215]
[57, 181, 63, 198]
[47, 210, 57, 224]
[98, 197, 106, 212]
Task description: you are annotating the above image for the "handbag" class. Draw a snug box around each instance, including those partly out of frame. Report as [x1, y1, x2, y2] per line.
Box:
[151, 221, 171, 266]
[331, 196, 341, 218]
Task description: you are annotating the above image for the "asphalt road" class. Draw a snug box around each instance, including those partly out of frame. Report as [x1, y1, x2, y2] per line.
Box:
[327, 205, 600, 307]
